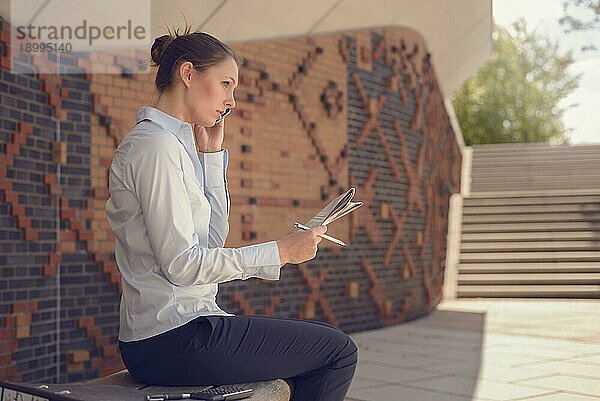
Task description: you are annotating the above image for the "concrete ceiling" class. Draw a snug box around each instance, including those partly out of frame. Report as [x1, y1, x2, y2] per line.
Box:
[151, 0, 493, 97]
[0, 0, 492, 97]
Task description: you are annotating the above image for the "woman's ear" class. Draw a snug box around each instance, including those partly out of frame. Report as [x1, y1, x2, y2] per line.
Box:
[179, 61, 194, 88]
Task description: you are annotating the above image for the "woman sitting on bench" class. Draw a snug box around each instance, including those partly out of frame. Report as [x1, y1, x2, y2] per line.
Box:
[105, 27, 358, 401]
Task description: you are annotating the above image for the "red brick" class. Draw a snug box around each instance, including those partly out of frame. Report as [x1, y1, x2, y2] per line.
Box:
[49, 184, 61, 195]
[11, 301, 37, 313]
[4, 315, 15, 327]
[86, 326, 102, 337]
[0, 341, 17, 353]
[43, 264, 57, 277]
[78, 231, 94, 241]
[48, 254, 62, 264]
[15, 313, 31, 326]
[43, 173, 57, 184]
[93, 188, 110, 199]
[5, 143, 19, 155]
[67, 362, 84, 373]
[60, 231, 76, 241]
[102, 262, 117, 273]
[5, 364, 20, 380]
[110, 271, 120, 284]
[67, 350, 90, 363]
[0, 56, 10, 69]
[24, 229, 38, 241]
[60, 209, 77, 219]
[78, 316, 94, 328]
[16, 217, 31, 229]
[12, 205, 25, 216]
[102, 345, 118, 357]
[58, 241, 76, 252]
[70, 220, 84, 230]
[99, 366, 123, 378]
[11, 132, 27, 145]
[94, 253, 111, 263]
[93, 336, 111, 347]
[15, 326, 30, 339]
[17, 122, 33, 135]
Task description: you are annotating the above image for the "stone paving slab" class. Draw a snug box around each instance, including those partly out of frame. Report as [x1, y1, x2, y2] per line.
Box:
[518, 374, 600, 398]
[346, 299, 600, 401]
[518, 393, 600, 401]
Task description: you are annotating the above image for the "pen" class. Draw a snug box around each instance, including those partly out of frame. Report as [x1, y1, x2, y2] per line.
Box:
[293, 222, 347, 246]
[146, 394, 191, 401]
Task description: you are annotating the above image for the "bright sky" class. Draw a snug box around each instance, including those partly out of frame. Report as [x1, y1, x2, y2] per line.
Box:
[493, 0, 600, 144]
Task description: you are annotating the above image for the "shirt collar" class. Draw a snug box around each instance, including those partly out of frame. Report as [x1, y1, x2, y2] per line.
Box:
[136, 106, 202, 170]
[136, 106, 192, 135]
[136, 105, 198, 153]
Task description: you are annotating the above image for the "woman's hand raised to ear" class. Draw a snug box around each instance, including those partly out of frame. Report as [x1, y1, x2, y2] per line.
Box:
[194, 119, 224, 152]
[277, 226, 327, 265]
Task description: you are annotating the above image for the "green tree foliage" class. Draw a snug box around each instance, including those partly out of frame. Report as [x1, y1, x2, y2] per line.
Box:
[560, 0, 599, 51]
[452, 20, 580, 145]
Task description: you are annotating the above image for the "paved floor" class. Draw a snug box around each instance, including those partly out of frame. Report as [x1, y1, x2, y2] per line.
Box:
[347, 299, 600, 401]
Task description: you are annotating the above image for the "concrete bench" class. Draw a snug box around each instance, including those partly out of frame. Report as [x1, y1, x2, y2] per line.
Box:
[92, 369, 292, 400]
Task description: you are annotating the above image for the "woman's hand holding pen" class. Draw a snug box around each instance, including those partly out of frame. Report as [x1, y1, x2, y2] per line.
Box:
[277, 226, 327, 265]
[194, 119, 224, 153]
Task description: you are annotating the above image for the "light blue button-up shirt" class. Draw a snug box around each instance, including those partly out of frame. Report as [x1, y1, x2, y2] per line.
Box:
[105, 107, 282, 342]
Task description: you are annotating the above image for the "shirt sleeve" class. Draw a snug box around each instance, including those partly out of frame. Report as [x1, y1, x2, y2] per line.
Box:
[130, 136, 282, 287]
[198, 149, 230, 248]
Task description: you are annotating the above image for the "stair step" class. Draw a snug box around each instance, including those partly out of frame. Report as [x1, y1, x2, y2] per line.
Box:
[473, 150, 600, 157]
[458, 273, 600, 285]
[462, 222, 600, 233]
[471, 173, 600, 181]
[473, 162, 600, 171]
[466, 190, 600, 201]
[461, 231, 600, 242]
[472, 143, 600, 151]
[471, 174, 600, 182]
[463, 204, 600, 215]
[462, 213, 600, 224]
[473, 150, 600, 158]
[473, 184, 600, 192]
[458, 262, 600, 274]
[460, 251, 600, 263]
[472, 158, 600, 167]
[457, 284, 600, 298]
[461, 241, 600, 252]
[472, 144, 600, 153]
[464, 195, 600, 207]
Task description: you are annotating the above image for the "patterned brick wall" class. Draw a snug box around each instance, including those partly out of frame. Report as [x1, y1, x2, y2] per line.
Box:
[0, 21, 461, 383]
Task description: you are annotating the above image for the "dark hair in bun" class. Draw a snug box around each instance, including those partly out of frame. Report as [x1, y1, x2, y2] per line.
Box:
[150, 25, 243, 92]
[150, 34, 175, 66]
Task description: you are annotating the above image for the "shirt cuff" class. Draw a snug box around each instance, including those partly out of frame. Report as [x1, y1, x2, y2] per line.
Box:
[198, 148, 228, 188]
[238, 241, 283, 281]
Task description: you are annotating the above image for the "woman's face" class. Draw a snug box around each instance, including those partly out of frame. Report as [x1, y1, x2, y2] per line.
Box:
[183, 57, 238, 127]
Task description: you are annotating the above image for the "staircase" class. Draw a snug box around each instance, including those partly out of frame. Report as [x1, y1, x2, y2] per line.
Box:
[457, 143, 600, 298]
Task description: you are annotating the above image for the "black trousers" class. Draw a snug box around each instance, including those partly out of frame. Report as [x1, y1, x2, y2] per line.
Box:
[119, 315, 358, 401]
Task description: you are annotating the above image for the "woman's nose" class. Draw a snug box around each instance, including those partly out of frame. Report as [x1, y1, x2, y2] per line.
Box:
[225, 93, 236, 109]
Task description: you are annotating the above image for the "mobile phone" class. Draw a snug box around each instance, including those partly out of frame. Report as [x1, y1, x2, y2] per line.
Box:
[191, 385, 252, 400]
[214, 108, 231, 125]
